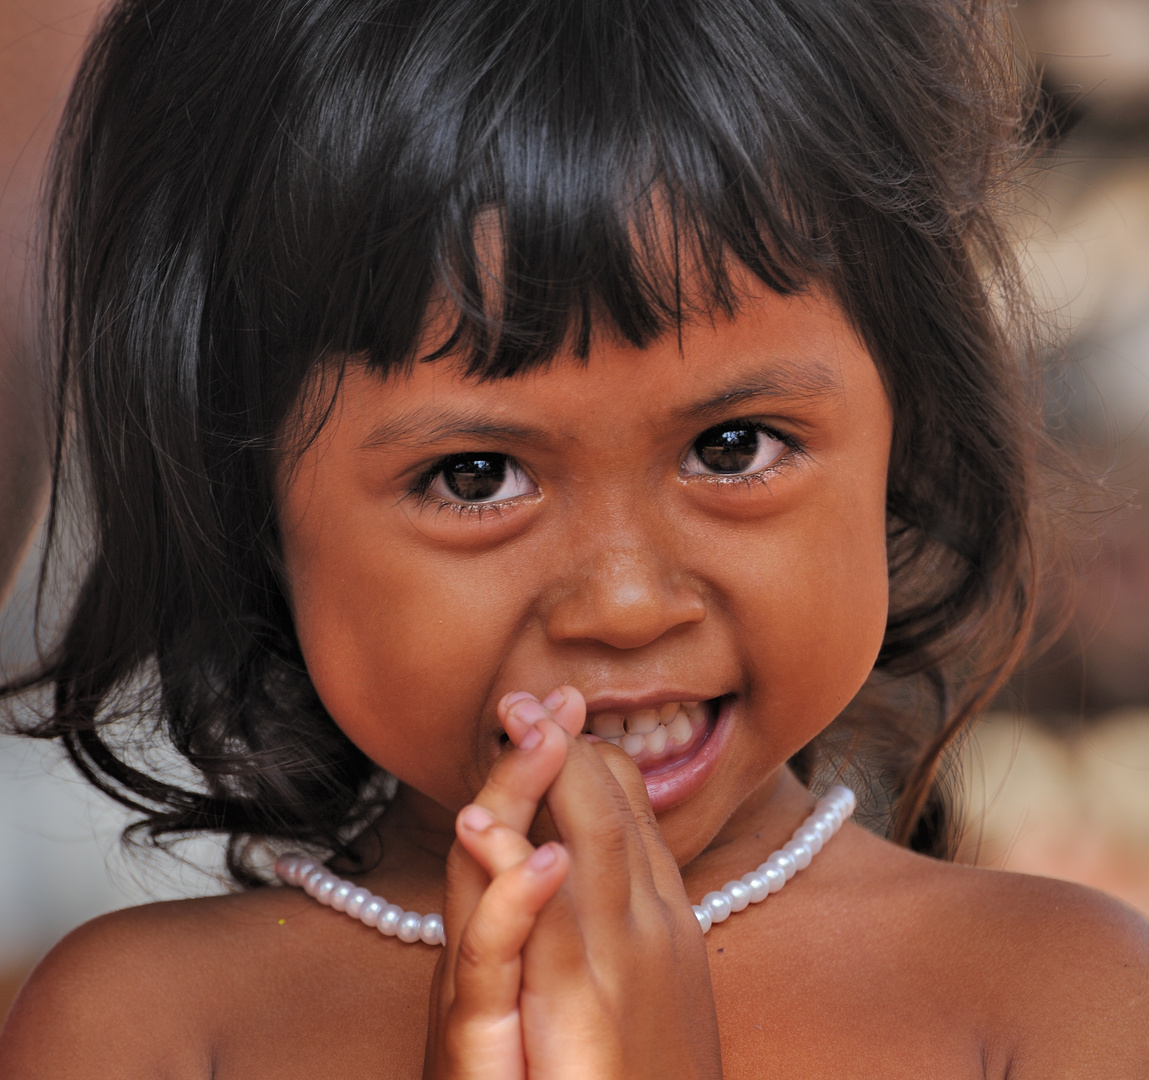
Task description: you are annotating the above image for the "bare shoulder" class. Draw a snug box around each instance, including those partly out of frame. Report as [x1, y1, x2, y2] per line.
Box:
[0, 881, 437, 1079]
[841, 826, 1149, 1076]
[948, 861, 1149, 1078]
[0, 888, 300, 1079]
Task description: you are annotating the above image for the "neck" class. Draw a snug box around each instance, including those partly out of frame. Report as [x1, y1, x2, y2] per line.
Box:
[676, 766, 817, 892]
[353, 763, 817, 899]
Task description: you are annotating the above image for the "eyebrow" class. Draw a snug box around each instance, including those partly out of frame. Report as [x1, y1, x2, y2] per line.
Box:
[359, 408, 543, 450]
[671, 359, 843, 425]
[358, 358, 842, 450]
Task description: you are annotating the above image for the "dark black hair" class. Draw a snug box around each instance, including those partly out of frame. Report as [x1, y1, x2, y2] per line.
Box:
[4, 0, 1049, 883]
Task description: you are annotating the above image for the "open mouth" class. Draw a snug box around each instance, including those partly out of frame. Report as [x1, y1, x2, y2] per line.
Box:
[583, 696, 731, 813]
[581, 699, 715, 771]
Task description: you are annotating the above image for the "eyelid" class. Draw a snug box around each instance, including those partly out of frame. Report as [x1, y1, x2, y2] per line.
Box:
[409, 452, 538, 510]
[680, 418, 803, 479]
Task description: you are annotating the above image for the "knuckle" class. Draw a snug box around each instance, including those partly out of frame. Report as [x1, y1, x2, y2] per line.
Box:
[481, 763, 525, 803]
[485, 824, 532, 865]
[455, 924, 490, 975]
[445, 840, 475, 880]
[580, 813, 633, 866]
[630, 798, 660, 835]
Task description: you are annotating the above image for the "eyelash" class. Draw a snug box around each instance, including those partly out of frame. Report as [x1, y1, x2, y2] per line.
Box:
[685, 422, 806, 486]
[407, 470, 514, 520]
[406, 420, 806, 515]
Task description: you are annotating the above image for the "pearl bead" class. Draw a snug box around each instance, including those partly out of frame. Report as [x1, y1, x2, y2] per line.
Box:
[783, 839, 813, 870]
[303, 868, 325, 895]
[377, 904, 404, 936]
[420, 913, 445, 945]
[274, 788, 857, 946]
[758, 864, 786, 893]
[294, 859, 318, 885]
[741, 871, 770, 903]
[768, 850, 798, 880]
[701, 890, 733, 924]
[397, 911, 423, 943]
[797, 827, 823, 855]
[346, 887, 371, 918]
[359, 897, 384, 928]
[828, 785, 856, 814]
[723, 880, 751, 913]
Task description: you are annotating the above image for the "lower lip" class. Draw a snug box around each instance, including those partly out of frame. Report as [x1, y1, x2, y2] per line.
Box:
[641, 698, 732, 813]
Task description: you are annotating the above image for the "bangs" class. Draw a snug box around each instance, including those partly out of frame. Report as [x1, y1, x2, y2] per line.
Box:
[33, 0, 1039, 876]
[259, 0, 837, 380]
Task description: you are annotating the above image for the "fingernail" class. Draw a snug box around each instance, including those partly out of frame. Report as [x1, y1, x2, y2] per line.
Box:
[526, 844, 558, 872]
[459, 805, 494, 832]
[502, 691, 536, 710]
[509, 699, 549, 725]
[518, 725, 544, 751]
[541, 687, 567, 711]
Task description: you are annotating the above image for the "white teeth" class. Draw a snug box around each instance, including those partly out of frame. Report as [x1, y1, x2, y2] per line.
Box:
[666, 711, 693, 746]
[586, 700, 712, 757]
[624, 710, 659, 735]
[620, 733, 646, 756]
[644, 725, 668, 755]
[658, 701, 680, 723]
[591, 713, 626, 738]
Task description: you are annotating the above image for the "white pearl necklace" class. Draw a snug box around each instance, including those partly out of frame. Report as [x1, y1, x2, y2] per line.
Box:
[274, 785, 856, 947]
[275, 853, 448, 945]
[690, 785, 856, 932]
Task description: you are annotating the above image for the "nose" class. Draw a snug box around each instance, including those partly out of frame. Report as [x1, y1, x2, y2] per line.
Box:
[544, 531, 707, 651]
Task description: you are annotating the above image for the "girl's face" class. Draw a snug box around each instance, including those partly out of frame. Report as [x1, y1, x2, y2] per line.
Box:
[277, 274, 892, 864]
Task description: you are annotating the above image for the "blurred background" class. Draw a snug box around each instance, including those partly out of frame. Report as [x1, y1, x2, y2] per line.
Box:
[1, 0, 1149, 1021]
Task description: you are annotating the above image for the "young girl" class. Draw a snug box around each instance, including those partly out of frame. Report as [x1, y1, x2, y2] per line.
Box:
[1, 0, 1147, 1075]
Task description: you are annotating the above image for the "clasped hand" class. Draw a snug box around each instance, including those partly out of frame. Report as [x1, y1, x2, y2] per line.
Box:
[422, 687, 723, 1080]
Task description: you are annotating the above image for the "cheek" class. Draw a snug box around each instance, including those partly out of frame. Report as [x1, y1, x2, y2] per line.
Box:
[280, 516, 521, 807]
[729, 469, 890, 732]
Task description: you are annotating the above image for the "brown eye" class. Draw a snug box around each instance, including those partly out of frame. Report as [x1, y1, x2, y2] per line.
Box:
[683, 422, 787, 477]
[693, 424, 759, 472]
[429, 454, 536, 503]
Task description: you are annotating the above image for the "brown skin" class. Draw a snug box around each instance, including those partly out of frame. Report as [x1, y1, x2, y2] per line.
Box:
[2, 278, 1148, 1077]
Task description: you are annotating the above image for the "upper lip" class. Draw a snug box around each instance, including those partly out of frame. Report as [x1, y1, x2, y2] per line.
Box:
[581, 691, 725, 715]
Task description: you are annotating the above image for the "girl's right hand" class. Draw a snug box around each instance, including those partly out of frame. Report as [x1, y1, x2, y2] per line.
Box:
[445, 689, 724, 1080]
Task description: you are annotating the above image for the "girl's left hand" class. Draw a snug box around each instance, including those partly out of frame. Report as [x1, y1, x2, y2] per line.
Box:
[457, 688, 725, 1080]
[422, 694, 573, 1080]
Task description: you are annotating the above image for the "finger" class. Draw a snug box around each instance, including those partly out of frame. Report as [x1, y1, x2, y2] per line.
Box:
[456, 803, 538, 878]
[594, 742, 690, 904]
[543, 734, 653, 915]
[442, 838, 490, 995]
[439, 707, 567, 976]
[540, 685, 587, 738]
[451, 843, 569, 1021]
[475, 707, 568, 836]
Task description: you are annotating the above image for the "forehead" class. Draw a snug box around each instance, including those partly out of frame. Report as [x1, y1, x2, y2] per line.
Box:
[331, 280, 869, 451]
